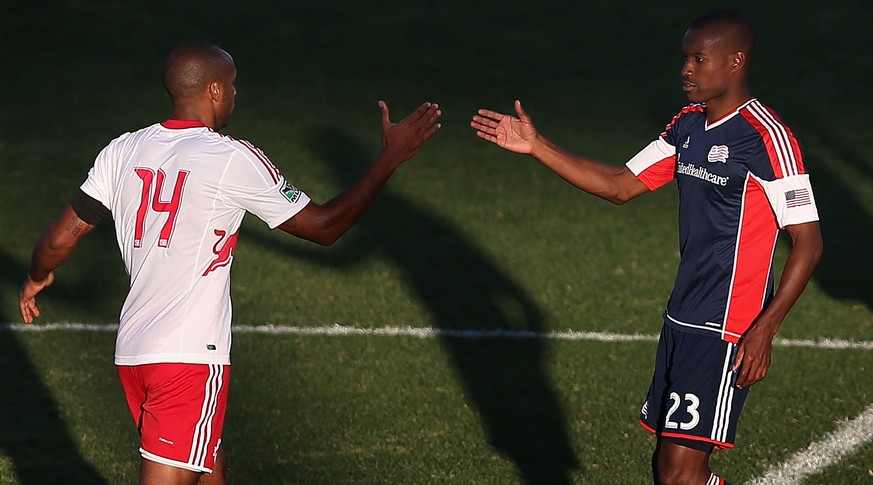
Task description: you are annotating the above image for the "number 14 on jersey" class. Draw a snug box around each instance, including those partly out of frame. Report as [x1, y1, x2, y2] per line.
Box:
[134, 168, 189, 248]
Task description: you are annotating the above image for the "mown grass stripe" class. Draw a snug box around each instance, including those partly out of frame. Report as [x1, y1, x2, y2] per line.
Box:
[2, 323, 872, 350]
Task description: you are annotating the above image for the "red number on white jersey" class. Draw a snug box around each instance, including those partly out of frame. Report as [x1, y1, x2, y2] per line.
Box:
[133, 168, 190, 248]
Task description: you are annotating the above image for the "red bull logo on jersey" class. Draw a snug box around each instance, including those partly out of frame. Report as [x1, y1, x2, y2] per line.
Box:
[203, 229, 240, 276]
[707, 145, 730, 163]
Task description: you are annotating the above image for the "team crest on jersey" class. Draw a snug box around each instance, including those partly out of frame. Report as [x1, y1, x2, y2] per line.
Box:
[707, 145, 730, 163]
[280, 180, 301, 203]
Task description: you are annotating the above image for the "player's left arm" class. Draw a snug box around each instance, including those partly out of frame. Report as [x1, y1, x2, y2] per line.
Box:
[733, 221, 823, 388]
[20, 204, 98, 323]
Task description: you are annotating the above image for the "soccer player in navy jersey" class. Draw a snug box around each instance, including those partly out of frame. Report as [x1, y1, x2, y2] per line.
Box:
[471, 10, 822, 485]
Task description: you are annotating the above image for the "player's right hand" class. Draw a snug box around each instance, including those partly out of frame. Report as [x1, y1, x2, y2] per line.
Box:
[19, 272, 55, 323]
[379, 101, 442, 164]
[471, 99, 539, 154]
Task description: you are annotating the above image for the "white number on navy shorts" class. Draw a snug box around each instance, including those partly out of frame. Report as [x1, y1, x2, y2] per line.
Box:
[664, 392, 701, 430]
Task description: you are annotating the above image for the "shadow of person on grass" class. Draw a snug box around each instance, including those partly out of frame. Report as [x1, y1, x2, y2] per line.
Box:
[245, 127, 581, 484]
[0, 249, 109, 485]
[799, 121, 873, 312]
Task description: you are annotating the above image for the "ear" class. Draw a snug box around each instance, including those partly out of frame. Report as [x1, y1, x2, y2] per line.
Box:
[731, 52, 746, 71]
[209, 81, 221, 101]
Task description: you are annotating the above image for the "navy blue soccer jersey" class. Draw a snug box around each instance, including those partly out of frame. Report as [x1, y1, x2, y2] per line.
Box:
[626, 99, 819, 343]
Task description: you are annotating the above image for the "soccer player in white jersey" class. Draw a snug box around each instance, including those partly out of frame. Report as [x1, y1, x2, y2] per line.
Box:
[19, 42, 440, 485]
[471, 10, 822, 485]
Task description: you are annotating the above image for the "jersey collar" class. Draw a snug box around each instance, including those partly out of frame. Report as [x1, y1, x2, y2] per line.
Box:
[161, 119, 209, 129]
[704, 98, 757, 131]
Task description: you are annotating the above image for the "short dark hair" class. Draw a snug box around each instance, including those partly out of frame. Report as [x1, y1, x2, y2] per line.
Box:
[162, 42, 233, 101]
[689, 10, 755, 60]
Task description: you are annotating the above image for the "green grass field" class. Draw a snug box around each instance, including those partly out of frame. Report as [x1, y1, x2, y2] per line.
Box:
[2, 1, 872, 484]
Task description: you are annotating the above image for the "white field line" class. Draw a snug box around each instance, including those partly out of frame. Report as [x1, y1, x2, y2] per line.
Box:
[3, 321, 873, 483]
[1, 322, 872, 351]
[747, 402, 873, 485]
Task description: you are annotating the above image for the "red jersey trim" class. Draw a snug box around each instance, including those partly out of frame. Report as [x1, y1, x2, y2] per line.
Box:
[639, 421, 735, 450]
[741, 101, 805, 178]
[226, 136, 281, 184]
[161, 120, 209, 129]
[637, 154, 676, 190]
[661, 104, 705, 137]
[722, 176, 779, 342]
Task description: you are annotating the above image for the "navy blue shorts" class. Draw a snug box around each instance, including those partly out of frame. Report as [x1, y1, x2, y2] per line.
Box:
[640, 325, 750, 450]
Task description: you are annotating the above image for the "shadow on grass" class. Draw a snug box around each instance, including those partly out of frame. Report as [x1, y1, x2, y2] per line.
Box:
[245, 127, 581, 484]
[0, 250, 109, 485]
[802, 125, 873, 311]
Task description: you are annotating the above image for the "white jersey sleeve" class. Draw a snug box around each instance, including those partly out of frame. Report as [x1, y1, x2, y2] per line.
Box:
[754, 173, 819, 228]
[80, 131, 133, 209]
[219, 139, 310, 228]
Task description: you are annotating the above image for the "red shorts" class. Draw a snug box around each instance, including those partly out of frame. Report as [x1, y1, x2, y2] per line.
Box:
[117, 363, 231, 473]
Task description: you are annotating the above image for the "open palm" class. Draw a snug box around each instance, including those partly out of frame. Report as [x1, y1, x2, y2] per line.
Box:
[470, 100, 538, 154]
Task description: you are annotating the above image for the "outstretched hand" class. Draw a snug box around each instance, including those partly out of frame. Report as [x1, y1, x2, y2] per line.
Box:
[19, 272, 55, 323]
[470, 100, 539, 154]
[379, 100, 441, 165]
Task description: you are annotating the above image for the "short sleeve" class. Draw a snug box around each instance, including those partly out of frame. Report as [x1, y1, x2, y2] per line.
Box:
[626, 137, 676, 191]
[755, 174, 819, 228]
[80, 133, 131, 209]
[742, 102, 818, 227]
[221, 143, 311, 229]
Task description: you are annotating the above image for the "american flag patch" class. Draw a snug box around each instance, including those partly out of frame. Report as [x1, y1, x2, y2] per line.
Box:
[785, 188, 811, 208]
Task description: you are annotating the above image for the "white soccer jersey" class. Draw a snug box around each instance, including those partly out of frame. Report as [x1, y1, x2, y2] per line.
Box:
[80, 120, 310, 365]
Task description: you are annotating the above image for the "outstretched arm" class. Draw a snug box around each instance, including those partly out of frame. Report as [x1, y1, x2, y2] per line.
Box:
[20, 205, 96, 323]
[471, 100, 649, 205]
[733, 221, 823, 388]
[278, 100, 441, 245]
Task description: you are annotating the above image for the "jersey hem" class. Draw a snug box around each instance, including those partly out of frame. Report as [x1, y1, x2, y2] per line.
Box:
[664, 311, 742, 343]
[115, 354, 231, 366]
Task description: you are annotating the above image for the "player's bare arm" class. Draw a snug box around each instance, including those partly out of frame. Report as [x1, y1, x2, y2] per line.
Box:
[20, 205, 96, 323]
[471, 99, 649, 205]
[278, 100, 441, 245]
[733, 221, 823, 388]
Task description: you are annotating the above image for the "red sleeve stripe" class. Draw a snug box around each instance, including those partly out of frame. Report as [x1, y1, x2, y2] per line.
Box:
[225, 136, 281, 184]
[660, 103, 705, 137]
[743, 101, 805, 177]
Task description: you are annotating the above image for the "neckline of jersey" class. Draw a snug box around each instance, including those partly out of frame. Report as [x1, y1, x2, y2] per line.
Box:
[703, 98, 757, 131]
[161, 119, 209, 129]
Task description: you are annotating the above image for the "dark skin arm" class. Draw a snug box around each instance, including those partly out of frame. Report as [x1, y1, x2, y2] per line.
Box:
[474, 101, 824, 388]
[733, 221, 823, 388]
[278, 100, 441, 245]
[20, 205, 96, 323]
[471, 99, 649, 205]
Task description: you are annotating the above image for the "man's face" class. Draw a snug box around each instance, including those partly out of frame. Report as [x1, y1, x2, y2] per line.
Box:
[680, 28, 735, 104]
[214, 66, 237, 130]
